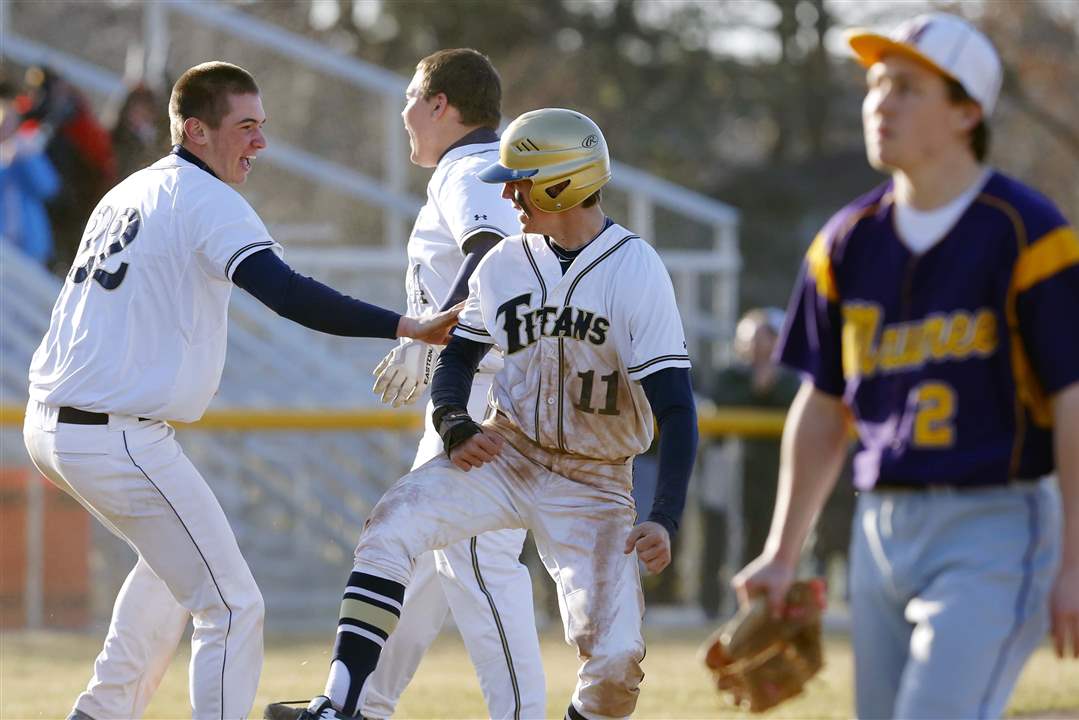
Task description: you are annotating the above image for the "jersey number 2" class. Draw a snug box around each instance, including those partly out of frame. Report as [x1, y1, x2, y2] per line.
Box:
[575, 370, 621, 416]
[912, 381, 956, 448]
[71, 206, 141, 290]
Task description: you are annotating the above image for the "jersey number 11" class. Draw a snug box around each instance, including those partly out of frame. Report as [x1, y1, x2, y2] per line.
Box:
[575, 370, 621, 416]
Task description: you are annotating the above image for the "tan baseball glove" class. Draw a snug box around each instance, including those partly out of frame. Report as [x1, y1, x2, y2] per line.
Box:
[699, 578, 826, 713]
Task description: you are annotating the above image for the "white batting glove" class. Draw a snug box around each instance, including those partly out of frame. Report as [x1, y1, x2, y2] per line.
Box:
[371, 339, 440, 407]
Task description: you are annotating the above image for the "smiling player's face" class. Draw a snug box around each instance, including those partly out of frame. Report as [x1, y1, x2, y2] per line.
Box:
[201, 93, 267, 185]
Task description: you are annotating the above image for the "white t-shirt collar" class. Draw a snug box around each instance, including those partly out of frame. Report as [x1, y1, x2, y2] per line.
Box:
[893, 167, 993, 255]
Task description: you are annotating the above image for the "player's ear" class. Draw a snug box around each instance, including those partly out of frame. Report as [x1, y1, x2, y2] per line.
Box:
[183, 116, 209, 146]
[954, 99, 982, 134]
[431, 93, 450, 119]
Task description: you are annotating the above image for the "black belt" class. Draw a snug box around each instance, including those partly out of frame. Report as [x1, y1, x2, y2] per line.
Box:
[58, 407, 150, 424]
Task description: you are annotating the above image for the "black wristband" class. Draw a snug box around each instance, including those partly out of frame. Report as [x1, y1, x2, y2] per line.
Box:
[435, 407, 482, 456]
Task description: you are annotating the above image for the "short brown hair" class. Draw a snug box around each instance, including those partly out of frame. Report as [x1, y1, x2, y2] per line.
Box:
[946, 78, 989, 162]
[169, 61, 259, 144]
[416, 49, 501, 129]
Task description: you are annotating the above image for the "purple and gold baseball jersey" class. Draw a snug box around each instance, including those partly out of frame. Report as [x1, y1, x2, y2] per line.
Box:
[780, 171, 1079, 490]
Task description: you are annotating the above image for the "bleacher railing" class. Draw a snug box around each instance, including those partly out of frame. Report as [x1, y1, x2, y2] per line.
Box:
[0, 0, 740, 365]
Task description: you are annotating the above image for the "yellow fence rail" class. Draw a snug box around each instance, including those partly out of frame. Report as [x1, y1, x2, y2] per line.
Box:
[0, 404, 785, 438]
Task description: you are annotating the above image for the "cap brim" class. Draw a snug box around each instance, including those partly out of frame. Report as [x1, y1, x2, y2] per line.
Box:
[846, 29, 957, 82]
[477, 162, 539, 184]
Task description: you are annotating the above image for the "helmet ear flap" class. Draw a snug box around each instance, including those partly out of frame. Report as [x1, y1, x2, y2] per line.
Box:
[531, 178, 573, 212]
[545, 179, 571, 199]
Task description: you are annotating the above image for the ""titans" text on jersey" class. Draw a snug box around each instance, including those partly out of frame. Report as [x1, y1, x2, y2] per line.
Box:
[497, 293, 609, 354]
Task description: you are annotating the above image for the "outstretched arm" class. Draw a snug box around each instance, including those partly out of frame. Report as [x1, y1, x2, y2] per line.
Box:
[233, 249, 458, 343]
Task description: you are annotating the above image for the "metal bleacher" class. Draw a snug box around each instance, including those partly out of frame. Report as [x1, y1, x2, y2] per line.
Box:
[0, 0, 741, 628]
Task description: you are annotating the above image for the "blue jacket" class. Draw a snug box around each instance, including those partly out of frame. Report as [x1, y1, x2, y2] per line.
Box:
[0, 132, 60, 265]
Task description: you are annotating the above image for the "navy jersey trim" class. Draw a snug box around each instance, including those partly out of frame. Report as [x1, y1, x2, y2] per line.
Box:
[460, 224, 512, 242]
[171, 144, 219, 179]
[522, 242, 547, 445]
[564, 234, 636, 306]
[456, 320, 491, 337]
[438, 128, 499, 163]
[454, 146, 499, 161]
[225, 240, 275, 278]
[522, 241, 548, 306]
[557, 338, 567, 451]
[628, 354, 691, 374]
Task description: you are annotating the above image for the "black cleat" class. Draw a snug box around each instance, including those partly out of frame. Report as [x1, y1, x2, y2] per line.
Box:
[264, 696, 360, 720]
[263, 699, 305, 720]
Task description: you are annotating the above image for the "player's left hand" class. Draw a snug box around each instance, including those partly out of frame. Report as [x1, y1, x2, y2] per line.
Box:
[624, 521, 671, 574]
[372, 339, 440, 407]
[1050, 560, 1079, 658]
[449, 429, 504, 471]
[397, 301, 464, 345]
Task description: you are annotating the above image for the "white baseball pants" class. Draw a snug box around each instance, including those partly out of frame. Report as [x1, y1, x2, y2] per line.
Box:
[23, 401, 264, 720]
[363, 375, 545, 720]
[354, 427, 645, 720]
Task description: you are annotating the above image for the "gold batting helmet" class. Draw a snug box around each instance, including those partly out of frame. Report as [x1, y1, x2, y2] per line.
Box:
[478, 108, 611, 213]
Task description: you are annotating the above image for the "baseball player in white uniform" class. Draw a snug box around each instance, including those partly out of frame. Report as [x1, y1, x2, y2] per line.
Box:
[266, 108, 700, 720]
[362, 49, 545, 720]
[22, 61, 458, 720]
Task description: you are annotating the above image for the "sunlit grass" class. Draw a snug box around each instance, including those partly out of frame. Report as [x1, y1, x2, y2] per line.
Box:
[2, 629, 1076, 719]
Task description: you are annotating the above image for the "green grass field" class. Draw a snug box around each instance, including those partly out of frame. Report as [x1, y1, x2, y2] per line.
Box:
[2, 629, 1077, 719]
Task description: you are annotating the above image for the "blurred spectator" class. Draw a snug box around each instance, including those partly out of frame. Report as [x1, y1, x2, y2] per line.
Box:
[696, 425, 733, 619]
[0, 72, 60, 266]
[716, 308, 801, 567]
[107, 83, 169, 180]
[18, 66, 116, 274]
[708, 309, 856, 607]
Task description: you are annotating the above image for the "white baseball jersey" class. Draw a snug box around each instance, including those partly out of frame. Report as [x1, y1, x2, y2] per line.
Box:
[364, 137, 546, 719]
[405, 139, 518, 375]
[28, 153, 282, 422]
[453, 222, 690, 461]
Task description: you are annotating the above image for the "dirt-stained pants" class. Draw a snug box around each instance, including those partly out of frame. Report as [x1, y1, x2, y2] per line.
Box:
[354, 435, 645, 720]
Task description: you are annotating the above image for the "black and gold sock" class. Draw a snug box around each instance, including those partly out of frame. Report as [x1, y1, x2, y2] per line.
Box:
[325, 571, 405, 717]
